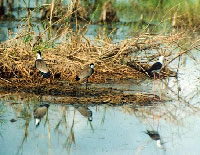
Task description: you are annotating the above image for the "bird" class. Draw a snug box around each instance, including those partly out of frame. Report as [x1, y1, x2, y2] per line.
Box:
[35, 51, 51, 78]
[75, 63, 94, 89]
[148, 56, 164, 100]
[148, 56, 164, 76]
[145, 130, 164, 149]
[33, 104, 49, 127]
[75, 105, 93, 121]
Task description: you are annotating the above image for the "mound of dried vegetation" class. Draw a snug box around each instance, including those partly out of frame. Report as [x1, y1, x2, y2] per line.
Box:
[0, 26, 197, 104]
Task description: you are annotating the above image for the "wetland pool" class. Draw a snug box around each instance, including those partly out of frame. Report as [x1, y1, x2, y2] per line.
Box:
[1, 99, 200, 155]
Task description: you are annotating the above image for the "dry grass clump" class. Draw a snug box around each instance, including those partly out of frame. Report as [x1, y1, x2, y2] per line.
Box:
[0, 29, 193, 90]
[0, 29, 196, 104]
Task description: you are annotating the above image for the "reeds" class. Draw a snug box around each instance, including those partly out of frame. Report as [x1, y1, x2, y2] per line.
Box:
[0, 28, 185, 86]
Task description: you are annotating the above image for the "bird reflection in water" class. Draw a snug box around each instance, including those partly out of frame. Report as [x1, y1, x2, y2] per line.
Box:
[33, 104, 50, 127]
[145, 130, 165, 149]
[75, 105, 93, 121]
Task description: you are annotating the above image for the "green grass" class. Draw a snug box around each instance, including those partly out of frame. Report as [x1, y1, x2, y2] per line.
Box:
[113, 0, 200, 28]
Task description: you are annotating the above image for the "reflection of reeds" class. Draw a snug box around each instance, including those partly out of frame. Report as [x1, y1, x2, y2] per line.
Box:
[0, 103, 6, 138]
[0, 87, 156, 105]
[16, 103, 32, 155]
[118, 77, 200, 127]
[64, 109, 76, 154]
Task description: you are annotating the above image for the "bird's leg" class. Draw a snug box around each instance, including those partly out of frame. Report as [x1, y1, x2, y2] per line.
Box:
[39, 79, 42, 94]
[49, 76, 52, 84]
[86, 78, 88, 90]
[157, 106, 161, 129]
[40, 76, 44, 84]
[157, 73, 162, 126]
[152, 72, 156, 127]
[153, 73, 156, 99]
[159, 73, 162, 101]
[152, 109, 154, 128]
[39, 94, 42, 102]
[38, 77, 43, 91]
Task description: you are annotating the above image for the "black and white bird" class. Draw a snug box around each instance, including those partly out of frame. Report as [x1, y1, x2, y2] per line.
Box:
[33, 104, 50, 127]
[148, 56, 164, 100]
[148, 56, 164, 77]
[145, 130, 164, 149]
[75, 63, 94, 89]
[35, 51, 51, 78]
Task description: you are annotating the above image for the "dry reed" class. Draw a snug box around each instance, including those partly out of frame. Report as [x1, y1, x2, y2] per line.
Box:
[0, 21, 198, 105]
[0, 30, 193, 86]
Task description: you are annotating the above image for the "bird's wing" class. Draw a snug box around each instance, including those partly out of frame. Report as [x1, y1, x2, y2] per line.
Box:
[149, 62, 162, 72]
[35, 60, 49, 73]
[77, 106, 92, 118]
[77, 66, 91, 79]
[33, 107, 48, 118]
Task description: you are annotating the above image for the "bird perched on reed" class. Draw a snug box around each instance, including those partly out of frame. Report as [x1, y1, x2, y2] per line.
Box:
[33, 104, 50, 127]
[35, 51, 51, 78]
[75, 63, 95, 89]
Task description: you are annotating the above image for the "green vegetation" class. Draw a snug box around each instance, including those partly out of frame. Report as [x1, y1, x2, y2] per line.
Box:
[1, 0, 200, 29]
[113, 0, 200, 28]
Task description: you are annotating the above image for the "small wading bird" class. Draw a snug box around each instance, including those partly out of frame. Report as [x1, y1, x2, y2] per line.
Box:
[145, 130, 164, 149]
[75, 63, 95, 89]
[35, 51, 51, 78]
[148, 56, 164, 100]
[33, 104, 50, 127]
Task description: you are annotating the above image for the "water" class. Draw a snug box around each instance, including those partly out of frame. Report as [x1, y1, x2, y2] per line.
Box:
[0, 0, 167, 42]
[1, 98, 200, 155]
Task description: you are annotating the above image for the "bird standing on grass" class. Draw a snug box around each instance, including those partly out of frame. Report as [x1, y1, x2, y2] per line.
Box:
[35, 51, 51, 78]
[148, 56, 164, 100]
[75, 63, 95, 89]
[33, 104, 49, 127]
